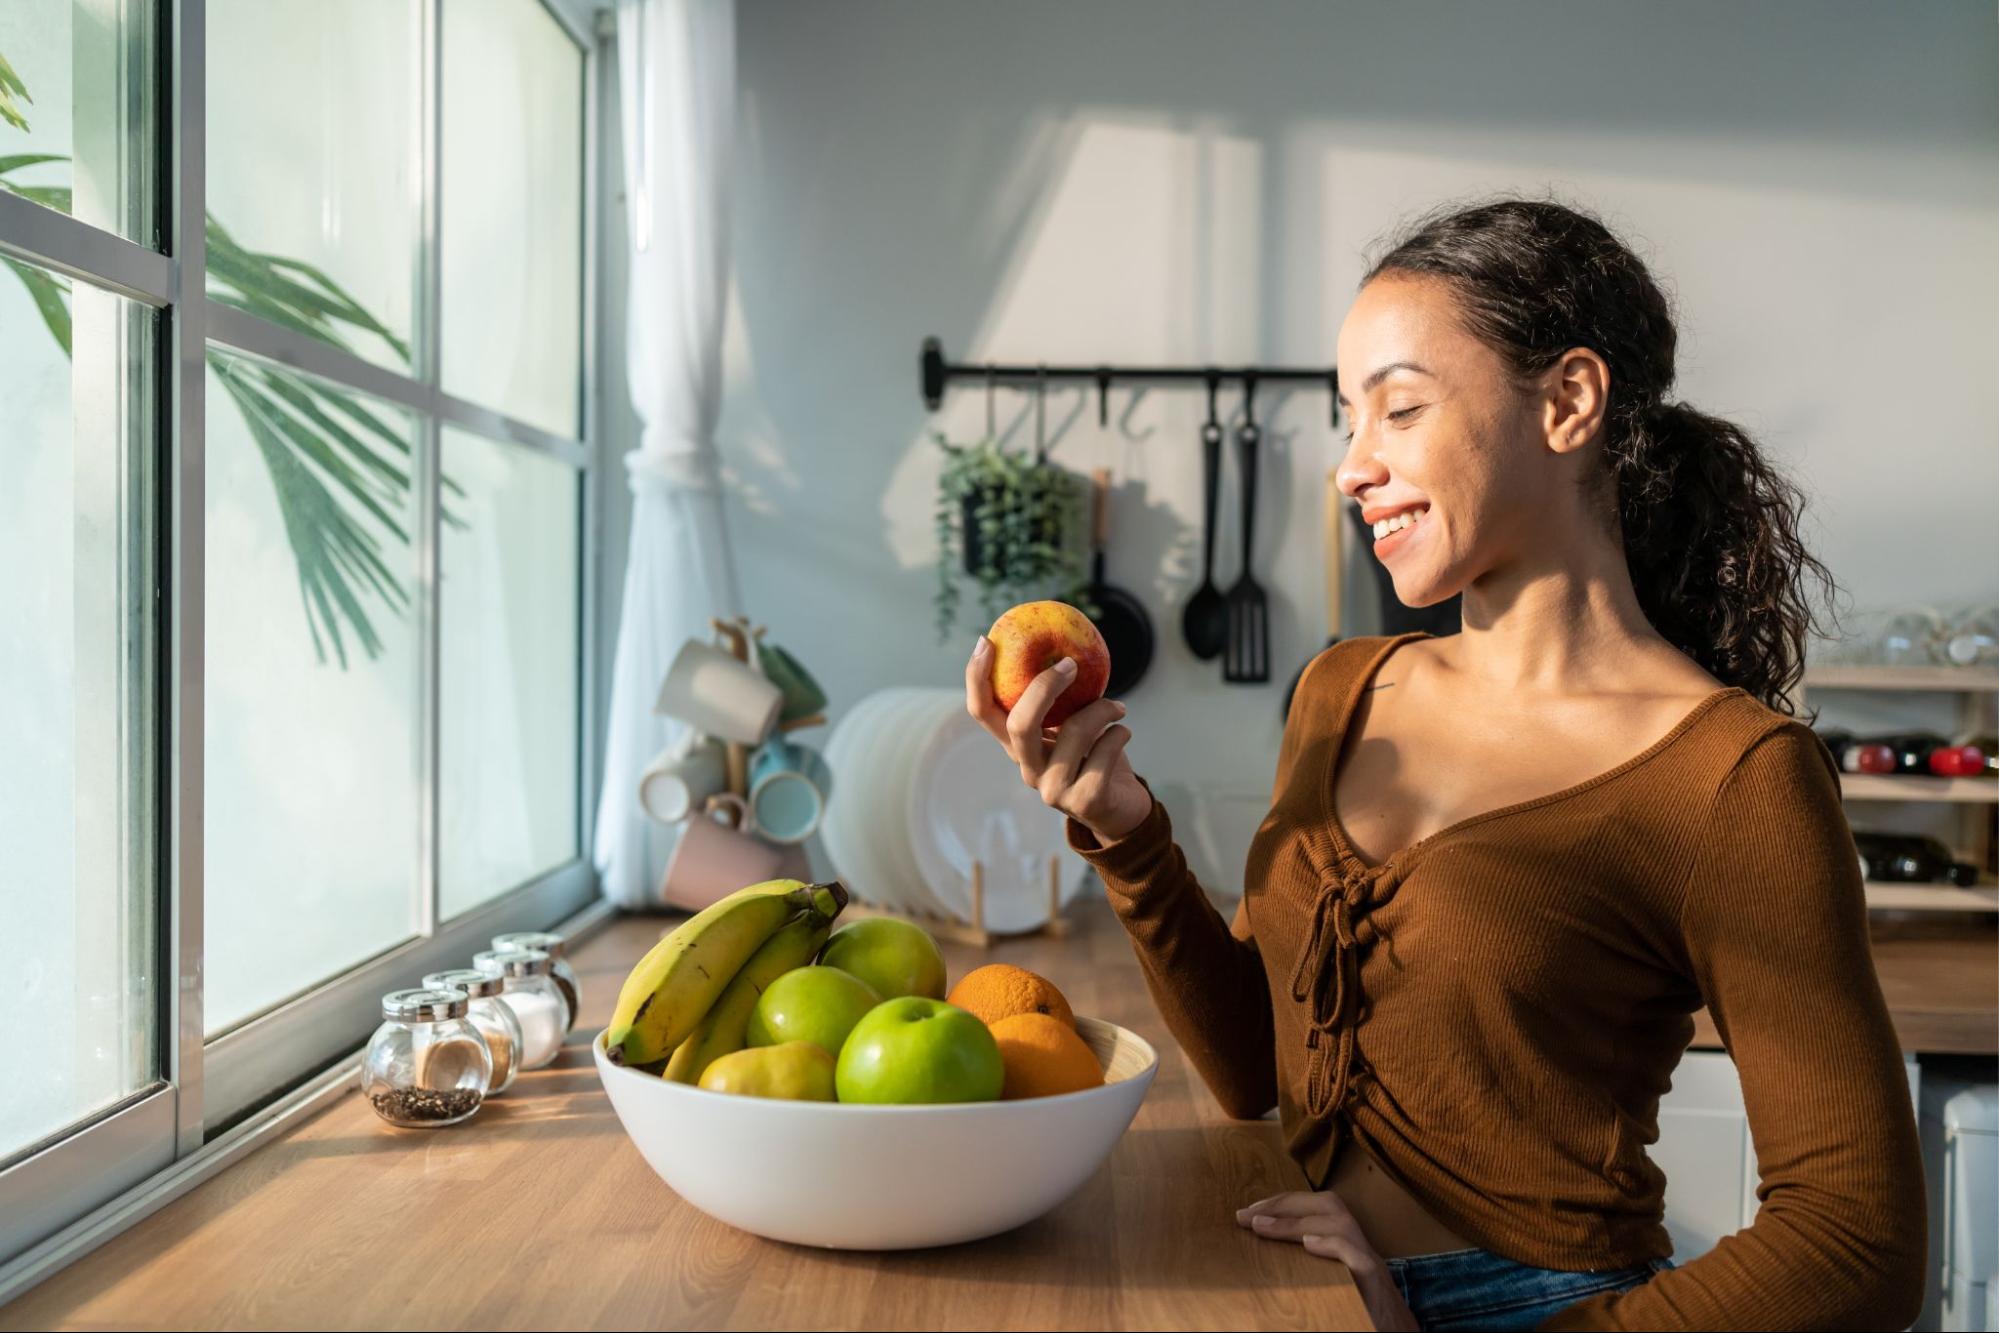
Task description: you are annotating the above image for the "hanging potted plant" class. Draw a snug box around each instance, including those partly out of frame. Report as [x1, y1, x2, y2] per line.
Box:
[932, 432, 1094, 643]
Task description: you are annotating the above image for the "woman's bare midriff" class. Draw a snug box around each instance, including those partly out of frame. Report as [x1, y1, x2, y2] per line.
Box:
[1329, 1143, 1474, 1259]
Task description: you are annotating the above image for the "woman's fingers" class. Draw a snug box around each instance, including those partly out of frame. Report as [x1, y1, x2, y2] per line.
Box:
[1003, 658, 1076, 774]
[1250, 1211, 1363, 1243]
[1238, 1191, 1337, 1222]
[1040, 697, 1127, 795]
[963, 638, 1010, 740]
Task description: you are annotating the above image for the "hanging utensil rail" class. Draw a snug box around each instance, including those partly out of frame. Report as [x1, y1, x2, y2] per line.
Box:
[920, 336, 1341, 427]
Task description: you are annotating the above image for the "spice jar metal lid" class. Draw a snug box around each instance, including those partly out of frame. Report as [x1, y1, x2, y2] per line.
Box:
[422, 968, 502, 999]
[473, 947, 552, 978]
[492, 930, 567, 960]
[382, 986, 469, 1021]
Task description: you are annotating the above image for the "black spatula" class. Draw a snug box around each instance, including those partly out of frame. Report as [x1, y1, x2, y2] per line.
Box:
[1223, 392, 1268, 683]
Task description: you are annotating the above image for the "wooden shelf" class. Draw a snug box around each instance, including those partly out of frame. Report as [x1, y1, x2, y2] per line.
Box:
[1805, 664, 1999, 692]
[1840, 774, 1999, 803]
[1864, 881, 1999, 913]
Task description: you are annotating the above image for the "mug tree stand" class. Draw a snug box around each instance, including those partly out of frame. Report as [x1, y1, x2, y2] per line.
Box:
[845, 854, 1075, 949]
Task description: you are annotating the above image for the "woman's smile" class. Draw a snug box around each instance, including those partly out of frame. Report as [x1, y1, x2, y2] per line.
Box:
[1366, 502, 1431, 559]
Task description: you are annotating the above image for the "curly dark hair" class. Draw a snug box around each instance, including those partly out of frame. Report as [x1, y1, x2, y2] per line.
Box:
[1364, 197, 1838, 715]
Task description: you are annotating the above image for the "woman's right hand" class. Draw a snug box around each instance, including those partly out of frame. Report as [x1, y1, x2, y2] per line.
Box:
[963, 636, 1153, 846]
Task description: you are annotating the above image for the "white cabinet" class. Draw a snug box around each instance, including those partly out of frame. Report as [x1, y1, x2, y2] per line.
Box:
[1920, 1078, 1999, 1333]
[1655, 1050, 1922, 1266]
[1653, 1050, 1759, 1259]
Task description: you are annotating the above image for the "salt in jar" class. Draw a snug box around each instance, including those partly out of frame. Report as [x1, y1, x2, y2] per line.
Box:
[472, 948, 566, 1071]
[491, 930, 580, 1032]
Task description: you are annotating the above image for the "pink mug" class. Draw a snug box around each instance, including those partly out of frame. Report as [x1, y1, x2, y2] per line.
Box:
[657, 794, 787, 911]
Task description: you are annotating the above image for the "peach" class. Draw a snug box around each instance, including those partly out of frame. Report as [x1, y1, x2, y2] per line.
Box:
[984, 601, 1110, 729]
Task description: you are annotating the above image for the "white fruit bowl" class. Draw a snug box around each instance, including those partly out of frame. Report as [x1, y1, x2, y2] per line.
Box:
[592, 1016, 1158, 1249]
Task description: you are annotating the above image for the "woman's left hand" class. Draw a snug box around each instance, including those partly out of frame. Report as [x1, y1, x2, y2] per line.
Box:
[1238, 1191, 1419, 1332]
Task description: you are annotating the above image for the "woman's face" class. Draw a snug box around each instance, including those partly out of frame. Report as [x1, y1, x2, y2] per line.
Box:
[1334, 273, 1578, 609]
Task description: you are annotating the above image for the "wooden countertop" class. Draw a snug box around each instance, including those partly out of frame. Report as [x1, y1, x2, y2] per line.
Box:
[0, 904, 1371, 1332]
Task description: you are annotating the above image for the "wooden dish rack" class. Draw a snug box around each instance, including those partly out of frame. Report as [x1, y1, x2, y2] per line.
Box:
[844, 854, 1076, 949]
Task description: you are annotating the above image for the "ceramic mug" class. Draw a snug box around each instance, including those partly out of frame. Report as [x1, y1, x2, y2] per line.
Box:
[655, 639, 784, 746]
[657, 794, 786, 911]
[637, 733, 728, 824]
[748, 738, 833, 845]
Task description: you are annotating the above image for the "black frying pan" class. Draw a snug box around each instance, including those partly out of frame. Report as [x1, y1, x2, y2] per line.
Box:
[1085, 467, 1154, 697]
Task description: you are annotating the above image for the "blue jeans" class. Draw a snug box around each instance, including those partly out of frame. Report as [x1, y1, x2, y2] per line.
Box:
[1384, 1247, 1673, 1331]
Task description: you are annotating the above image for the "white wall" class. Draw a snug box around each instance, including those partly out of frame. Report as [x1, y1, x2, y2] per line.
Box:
[604, 0, 1999, 893]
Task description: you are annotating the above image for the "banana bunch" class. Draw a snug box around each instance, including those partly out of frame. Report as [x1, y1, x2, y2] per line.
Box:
[606, 878, 849, 1069]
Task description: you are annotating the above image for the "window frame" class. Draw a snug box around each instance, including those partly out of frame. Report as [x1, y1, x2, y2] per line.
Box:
[0, 0, 606, 1282]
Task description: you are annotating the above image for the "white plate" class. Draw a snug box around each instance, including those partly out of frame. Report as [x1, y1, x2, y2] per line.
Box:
[820, 689, 912, 911]
[866, 689, 960, 917]
[907, 709, 1078, 934]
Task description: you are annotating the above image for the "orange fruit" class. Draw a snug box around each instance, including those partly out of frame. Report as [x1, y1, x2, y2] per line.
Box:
[989, 1012, 1102, 1100]
[946, 963, 1075, 1030]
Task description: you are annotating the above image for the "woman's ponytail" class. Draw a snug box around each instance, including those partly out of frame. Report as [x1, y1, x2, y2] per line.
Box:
[1612, 399, 1833, 711]
[1366, 199, 1836, 713]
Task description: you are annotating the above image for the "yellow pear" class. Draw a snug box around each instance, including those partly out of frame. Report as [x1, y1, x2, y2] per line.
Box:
[695, 1040, 837, 1101]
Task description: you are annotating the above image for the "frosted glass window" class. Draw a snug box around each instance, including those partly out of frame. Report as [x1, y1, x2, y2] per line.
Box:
[203, 352, 419, 1034]
[206, 0, 418, 371]
[0, 0, 157, 243]
[0, 265, 157, 1155]
[439, 427, 581, 919]
[441, 0, 583, 437]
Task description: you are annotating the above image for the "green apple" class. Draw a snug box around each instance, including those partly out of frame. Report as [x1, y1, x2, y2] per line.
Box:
[697, 1041, 837, 1100]
[746, 965, 881, 1059]
[835, 997, 1004, 1104]
[819, 918, 947, 1001]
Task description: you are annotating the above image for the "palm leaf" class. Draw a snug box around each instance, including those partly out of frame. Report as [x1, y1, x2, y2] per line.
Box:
[0, 53, 30, 133]
[5, 257, 70, 353]
[0, 153, 66, 174]
[213, 359, 412, 666]
[3, 90, 457, 667]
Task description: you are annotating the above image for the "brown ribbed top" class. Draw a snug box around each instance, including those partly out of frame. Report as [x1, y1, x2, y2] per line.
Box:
[1067, 633, 1925, 1330]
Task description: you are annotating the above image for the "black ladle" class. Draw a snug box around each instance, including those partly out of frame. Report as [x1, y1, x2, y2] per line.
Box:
[1181, 374, 1228, 660]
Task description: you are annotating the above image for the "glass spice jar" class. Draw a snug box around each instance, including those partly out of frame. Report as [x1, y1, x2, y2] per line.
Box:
[423, 968, 524, 1096]
[362, 988, 492, 1128]
[491, 930, 580, 1032]
[472, 948, 567, 1071]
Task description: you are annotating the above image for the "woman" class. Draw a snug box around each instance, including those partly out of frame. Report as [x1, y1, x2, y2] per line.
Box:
[962, 199, 1925, 1331]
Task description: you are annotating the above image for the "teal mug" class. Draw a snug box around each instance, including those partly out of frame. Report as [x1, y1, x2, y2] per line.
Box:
[747, 737, 833, 845]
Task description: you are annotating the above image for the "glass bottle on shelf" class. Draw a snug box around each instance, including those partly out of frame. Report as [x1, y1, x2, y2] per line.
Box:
[1853, 832, 1980, 887]
[1950, 733, 1997, 778]
[491, 930, 580, 1032]
[423, 968, 524, 1096]
[362, 988, 491, 1128]
[1856, 731, 1985, 778]
[472, 948, 567, 1071]
[1941, 605, 1998, 668]
[1873, 608, 1946, 666]
[1817, 729, 1898, 775]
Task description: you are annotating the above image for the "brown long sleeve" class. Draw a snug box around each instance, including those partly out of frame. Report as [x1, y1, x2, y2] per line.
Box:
[1543, 726, 1926, 1330]
[1062, 634, 1931, 1330]
[1065, 777, 1278, 1120]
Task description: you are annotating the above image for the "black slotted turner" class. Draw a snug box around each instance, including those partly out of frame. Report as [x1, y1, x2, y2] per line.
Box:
[1223, 391, 1269, 683]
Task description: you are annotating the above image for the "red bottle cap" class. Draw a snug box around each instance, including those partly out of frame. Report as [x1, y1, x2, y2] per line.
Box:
[1857, 744, 1897, 775]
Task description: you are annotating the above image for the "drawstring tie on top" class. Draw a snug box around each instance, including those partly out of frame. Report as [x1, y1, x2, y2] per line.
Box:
[1289, 863, 1391, 1119]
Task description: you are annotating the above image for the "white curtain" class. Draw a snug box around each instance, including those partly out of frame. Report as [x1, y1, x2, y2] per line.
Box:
[597, 0, 744, 907]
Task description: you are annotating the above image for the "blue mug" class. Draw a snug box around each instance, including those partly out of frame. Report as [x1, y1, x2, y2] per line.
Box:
[747, 737, 833, 845]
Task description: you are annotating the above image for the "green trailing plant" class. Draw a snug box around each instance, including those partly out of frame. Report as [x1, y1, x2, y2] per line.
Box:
[932, 431, 1095, 644]
[1, 56, 459, 668]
